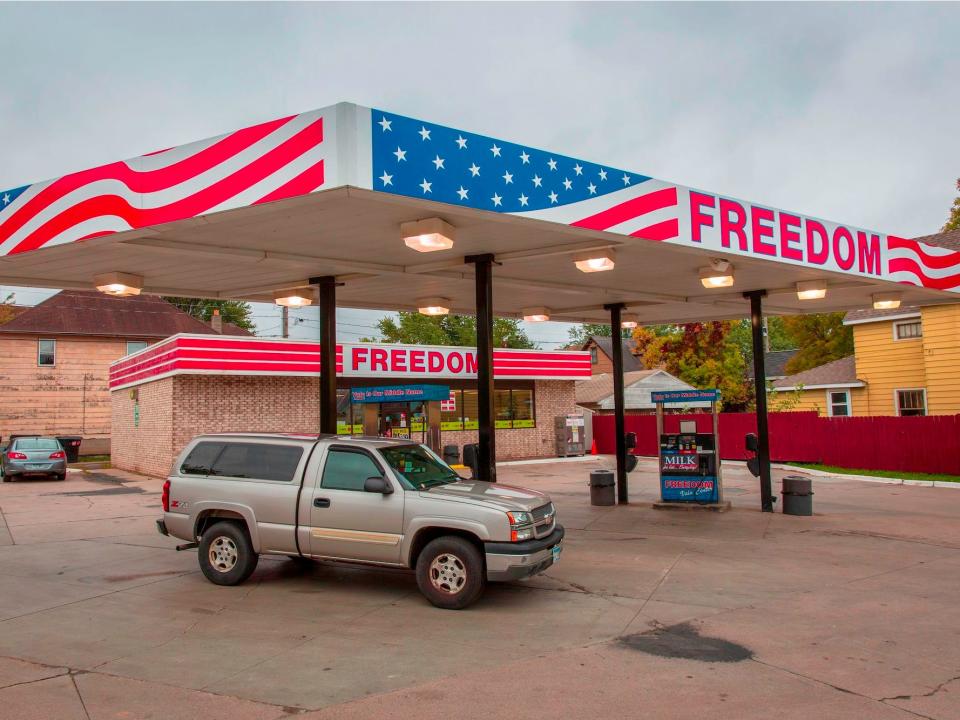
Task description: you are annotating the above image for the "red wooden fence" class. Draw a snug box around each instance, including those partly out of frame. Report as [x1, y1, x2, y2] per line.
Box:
[591, 412, 960, 475]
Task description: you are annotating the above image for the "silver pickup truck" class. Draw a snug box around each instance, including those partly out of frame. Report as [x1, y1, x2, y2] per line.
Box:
[158, 433, 563, 609]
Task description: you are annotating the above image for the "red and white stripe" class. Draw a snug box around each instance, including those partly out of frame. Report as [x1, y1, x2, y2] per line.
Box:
[513, 179, 682, 242]
[0, 110, 327, 256]
[109, 335, 592, 390]
[886, 236, 960, 291]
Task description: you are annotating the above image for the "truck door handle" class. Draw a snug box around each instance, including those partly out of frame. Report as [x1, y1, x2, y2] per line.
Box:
[314, 498, 330, 508]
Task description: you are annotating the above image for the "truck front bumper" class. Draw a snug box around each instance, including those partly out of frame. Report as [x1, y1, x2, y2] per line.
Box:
[484, 526, 564, 582]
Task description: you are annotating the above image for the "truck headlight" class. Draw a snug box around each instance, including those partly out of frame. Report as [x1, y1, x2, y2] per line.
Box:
[507, 511, 534, 542]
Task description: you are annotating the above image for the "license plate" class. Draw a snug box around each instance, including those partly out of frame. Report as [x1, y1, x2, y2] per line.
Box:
[551, 544, 562, 564]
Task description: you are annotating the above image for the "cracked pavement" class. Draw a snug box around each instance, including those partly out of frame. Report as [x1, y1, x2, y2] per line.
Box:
[1, 460, 959, 719]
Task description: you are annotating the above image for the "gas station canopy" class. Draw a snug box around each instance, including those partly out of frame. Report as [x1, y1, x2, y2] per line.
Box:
[1, 101, 958, 322]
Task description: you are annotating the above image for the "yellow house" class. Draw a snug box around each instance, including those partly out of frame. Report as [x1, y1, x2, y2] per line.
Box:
[773, 229, 960, 417]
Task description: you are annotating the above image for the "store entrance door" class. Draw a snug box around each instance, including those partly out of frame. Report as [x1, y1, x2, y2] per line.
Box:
[378, 401, 426, 443]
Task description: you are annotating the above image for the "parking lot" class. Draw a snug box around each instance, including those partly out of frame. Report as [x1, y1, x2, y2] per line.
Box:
[1, 458, 959, 719]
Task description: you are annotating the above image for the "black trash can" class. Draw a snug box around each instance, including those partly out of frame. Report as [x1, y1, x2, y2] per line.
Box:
[56, 436, 83, 463]
[462, 443, 480, 479]
[782, 475, 813, 516]
[589, 469, 616, 506]
[442, 444, 460, 466]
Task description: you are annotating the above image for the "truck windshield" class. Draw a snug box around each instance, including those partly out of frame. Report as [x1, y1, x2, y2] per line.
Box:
[378, 444, 461, 490]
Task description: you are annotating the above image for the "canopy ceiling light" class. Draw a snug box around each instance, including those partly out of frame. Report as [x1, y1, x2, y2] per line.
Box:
[796, 280, 827, 300]
[94, 272, 143, 297]
[621, 313, 640, 329]
[573, 249, 616, 273]
[401, 218, 456, 253]
[872, 292, 902, 310]
[417, 297, 451, 316]
[522, 306, 550, 322]
[698, 258, 735, 289]
[273, 289, 313, 307]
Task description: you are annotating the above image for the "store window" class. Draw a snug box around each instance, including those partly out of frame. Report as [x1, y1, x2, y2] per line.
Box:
[896, 389, 926, 417]
[336, 389, 353, 435]
[38, 339, 56, 366]
[441, 389, 464, 431]
[827, 390, 851, 417]
[441, 385, 536, 431]
[126, 340, 149, 355]
[462, 389, 480, 430]
[894, 320, 922, 340]
[511, 388, 535, 428]
[494, 389, 513, 429]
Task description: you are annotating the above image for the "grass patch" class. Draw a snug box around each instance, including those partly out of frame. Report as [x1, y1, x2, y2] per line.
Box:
[77, 455, 111, 463]
[786, 463, 960, 484]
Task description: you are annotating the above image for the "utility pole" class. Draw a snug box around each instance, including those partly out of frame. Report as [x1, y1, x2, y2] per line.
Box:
[281, 306, 289, 338]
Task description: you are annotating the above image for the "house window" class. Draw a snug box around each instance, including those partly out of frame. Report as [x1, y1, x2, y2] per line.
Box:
[38, 339, 56, 366]
[894, 320, 922, 340]
[590, 346, 599, 364]
[896, 389, 926, 417]
[827, 390, 851, 417]
[126, 341, 149, 355]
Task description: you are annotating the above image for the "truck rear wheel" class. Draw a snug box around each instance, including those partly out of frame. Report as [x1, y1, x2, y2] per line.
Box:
[415, 536, 486, 610]
[198, 521, 258, 586]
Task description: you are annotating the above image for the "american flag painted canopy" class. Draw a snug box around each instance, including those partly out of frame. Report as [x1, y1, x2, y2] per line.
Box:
[1, 102, 958, 293]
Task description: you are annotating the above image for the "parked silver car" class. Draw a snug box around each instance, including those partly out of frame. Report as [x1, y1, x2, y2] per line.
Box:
[158, 434, 563, 609]
[2, 436, 68, 481]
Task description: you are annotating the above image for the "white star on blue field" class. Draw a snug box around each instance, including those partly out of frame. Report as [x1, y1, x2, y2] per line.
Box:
[371, 110, 646, 214]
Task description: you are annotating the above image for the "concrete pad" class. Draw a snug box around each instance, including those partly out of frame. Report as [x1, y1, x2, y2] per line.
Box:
[0, 656, 68, 689]
[0, 673, 87, 720]
[76, 670, 281, 720]
[2, 457, 960, 717]
[298, 640, 918, 720]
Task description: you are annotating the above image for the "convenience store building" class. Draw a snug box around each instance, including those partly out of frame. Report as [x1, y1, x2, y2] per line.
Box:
[108, 334, 591, 477]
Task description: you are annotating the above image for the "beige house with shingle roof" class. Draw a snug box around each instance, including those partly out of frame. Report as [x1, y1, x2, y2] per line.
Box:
[773, 229, 960, 417]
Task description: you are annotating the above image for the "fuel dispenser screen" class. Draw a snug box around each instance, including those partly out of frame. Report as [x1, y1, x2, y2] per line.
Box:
[659, 433, 719, 503]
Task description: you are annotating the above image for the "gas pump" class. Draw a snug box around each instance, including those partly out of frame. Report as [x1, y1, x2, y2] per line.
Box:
[651, 389, 725, 507]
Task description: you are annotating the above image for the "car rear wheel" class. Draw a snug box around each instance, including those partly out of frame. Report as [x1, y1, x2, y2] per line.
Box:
[54, 473, 66, 481]
[415, 536, 486, 610]
[198, 521, 258, 586]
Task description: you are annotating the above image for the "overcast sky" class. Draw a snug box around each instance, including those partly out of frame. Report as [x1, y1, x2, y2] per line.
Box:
[1, 2, 957, 344]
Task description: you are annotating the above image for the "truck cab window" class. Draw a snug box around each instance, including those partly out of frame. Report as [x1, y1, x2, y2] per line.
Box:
[321, 448, 383, 491]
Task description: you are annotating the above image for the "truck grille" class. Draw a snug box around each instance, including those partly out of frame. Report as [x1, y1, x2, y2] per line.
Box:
[532, 502, 555, 538]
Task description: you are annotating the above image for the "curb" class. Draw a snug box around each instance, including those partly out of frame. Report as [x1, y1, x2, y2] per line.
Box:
[772, 464, 960, 489]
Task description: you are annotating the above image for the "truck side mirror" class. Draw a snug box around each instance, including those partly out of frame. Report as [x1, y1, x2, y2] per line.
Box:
[364, 476, 394, 495]
[744, 433, 758, 453]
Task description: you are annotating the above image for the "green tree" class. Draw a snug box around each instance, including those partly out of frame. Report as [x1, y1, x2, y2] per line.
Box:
[632, 321, 749, 410]
[944, 177, 960, 232]
[567, 322, 630, 345]
[727, 317, 794, 360]
[371, 312, 535, 348]
[163, 297, 255, 331]
[781, 313, 853, 374]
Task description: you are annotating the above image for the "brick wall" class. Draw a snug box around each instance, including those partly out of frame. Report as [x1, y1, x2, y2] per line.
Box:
[111, 376, 174, 477]
[111, 376, 579, 477]
[441, 380, 578, 461]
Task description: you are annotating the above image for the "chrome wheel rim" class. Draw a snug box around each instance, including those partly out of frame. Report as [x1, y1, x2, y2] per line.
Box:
[429, 553, 466, 595]
[209, 536, 238, 573]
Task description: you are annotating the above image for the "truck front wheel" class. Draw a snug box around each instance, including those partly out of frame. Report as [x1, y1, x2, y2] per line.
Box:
[415, 536, 486, 610]
[198, 521, 258, 586]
